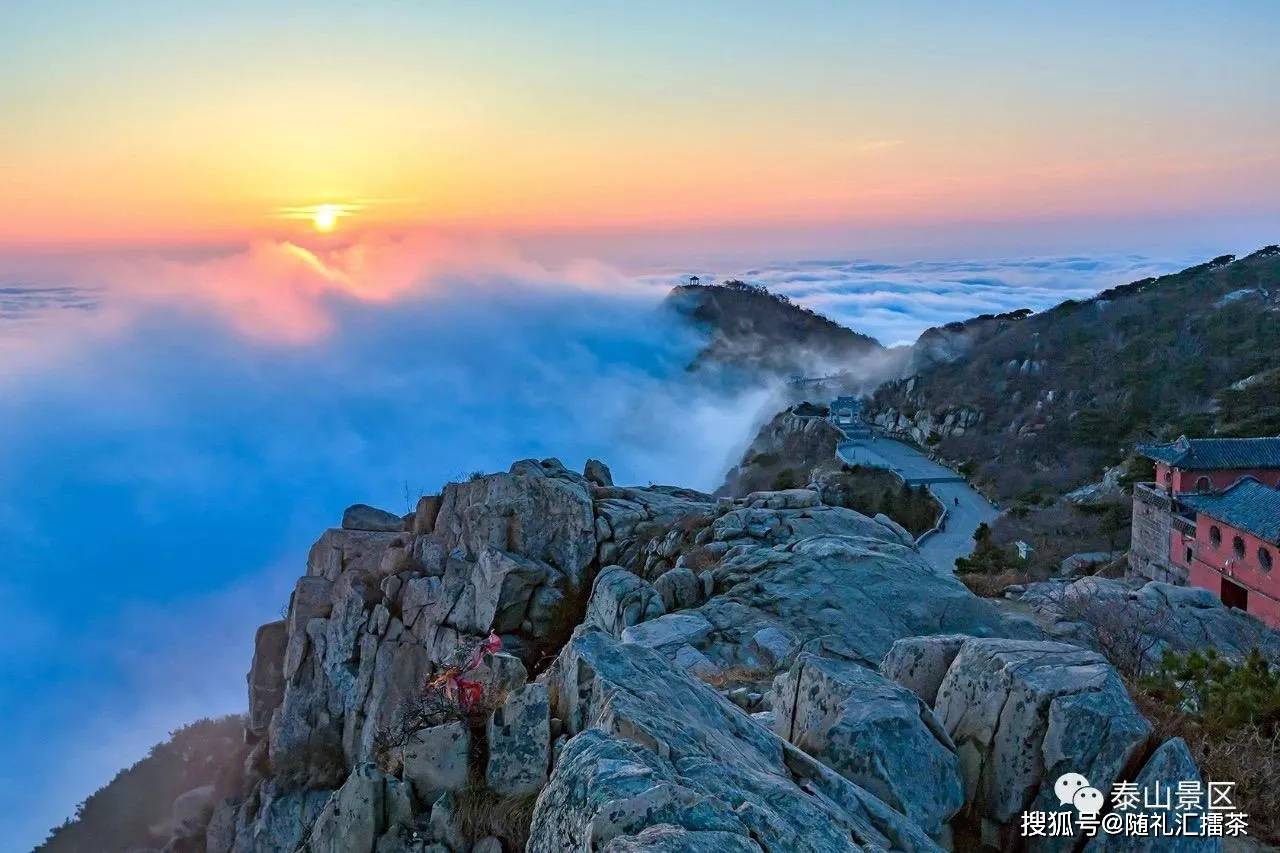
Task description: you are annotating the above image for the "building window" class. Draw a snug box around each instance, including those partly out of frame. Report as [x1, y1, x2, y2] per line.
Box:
[1185, 546, 1194, 564]
[1210, 526, 1222, 548]
[1261, 547, 1274, 572]
[1233, 535, 1246, 559]
[1195, 476, 1211, 493]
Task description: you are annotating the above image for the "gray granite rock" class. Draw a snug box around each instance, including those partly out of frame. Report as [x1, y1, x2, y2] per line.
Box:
[486, 682, 550, 796]
[584, 458, 614, 487]
[879, 634, 969, 706]
[531, 628, 942, 852]
[621, 612, 712, 650]
[308, 764, 414, 853]
[771, 653, 963, 836]
[585, 566, 665, 637]
[247, 621, 288, 739]
[1086, 738, 1220, 852]
[401, 722, 470, 805]
[651, 567, 701, 612]
[343, 503, 407, 532]
[933, 638, 1152, 848]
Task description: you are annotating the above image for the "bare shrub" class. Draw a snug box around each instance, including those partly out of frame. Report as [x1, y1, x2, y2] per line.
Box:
[372, 635, 507, 772]
[1038, 583, 1173, 678]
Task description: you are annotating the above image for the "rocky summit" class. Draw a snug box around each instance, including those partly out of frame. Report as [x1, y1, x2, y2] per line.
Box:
[141, 456, 1218, 852]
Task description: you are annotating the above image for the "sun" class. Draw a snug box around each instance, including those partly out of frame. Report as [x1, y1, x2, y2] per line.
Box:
[312, 204, 340, 232]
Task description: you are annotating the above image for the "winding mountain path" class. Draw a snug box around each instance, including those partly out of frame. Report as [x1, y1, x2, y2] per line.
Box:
[837, 430, 998, 574]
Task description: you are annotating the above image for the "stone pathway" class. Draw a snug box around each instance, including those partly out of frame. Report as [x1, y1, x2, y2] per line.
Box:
[836, 432, 997, 574]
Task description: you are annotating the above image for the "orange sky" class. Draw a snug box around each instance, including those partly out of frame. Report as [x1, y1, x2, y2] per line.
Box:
[3, 2, 1278, 251]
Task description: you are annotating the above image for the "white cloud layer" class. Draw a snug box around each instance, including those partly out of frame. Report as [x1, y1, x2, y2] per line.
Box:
[0, 238, 1190, 848]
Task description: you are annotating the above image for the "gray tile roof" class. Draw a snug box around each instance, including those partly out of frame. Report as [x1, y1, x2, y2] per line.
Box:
[1137, 435, 1280, 470]
[1181, 477, 1280, 544]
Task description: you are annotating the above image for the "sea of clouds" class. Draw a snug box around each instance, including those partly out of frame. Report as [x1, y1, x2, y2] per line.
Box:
[674, 253, 1197, 347]
[0, 235, 1191, 848]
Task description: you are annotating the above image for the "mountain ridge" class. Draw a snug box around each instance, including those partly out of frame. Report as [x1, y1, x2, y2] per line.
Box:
[867, 245, 1280, 502]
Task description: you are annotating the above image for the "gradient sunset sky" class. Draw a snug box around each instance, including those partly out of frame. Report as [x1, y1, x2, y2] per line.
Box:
[5, 5, 1280, 848]
[4, 0, 1278, 255]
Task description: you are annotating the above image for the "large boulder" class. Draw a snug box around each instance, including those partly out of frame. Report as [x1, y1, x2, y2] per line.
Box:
[1086, 738, 1219, 853]
[531, 627, 942, 852]
[932, 639, 1152, 847]
[651, 567, 701, 612]
[620, 612, 713, 650]
[1018, 578, 1280, 668]
[307, 528, 406, 582]
[342, 503, 406, 532]
[486, 682, 550, 796]
[692, 531, 1033, 673]
[247, 621, 288, 739]
[401, 721, 470, 804]
[584, 458, 614, 487]
[770, 653, 964, 836]
[879, 634, 969, 706]
[471, 546, 565, 635]
[307, 763, 414, 853]
[584, 566, 665, 637]
[433, 462, 596, 587]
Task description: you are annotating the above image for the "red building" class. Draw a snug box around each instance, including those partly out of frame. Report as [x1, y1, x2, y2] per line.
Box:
[1130, 436, 1280, 628]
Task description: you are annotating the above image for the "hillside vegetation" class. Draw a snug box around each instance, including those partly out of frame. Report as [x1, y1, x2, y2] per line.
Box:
[720, 405, 940, 536]
[37, 715, 246, 853]
[665, 279, 897, 382]
[868, 246, 1280, 502]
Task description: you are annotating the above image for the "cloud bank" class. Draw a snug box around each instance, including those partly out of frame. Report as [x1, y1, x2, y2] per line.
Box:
[700, 254, 1193, 346]
[0, 236, 780, 849]
[0, 236, 1188, 848]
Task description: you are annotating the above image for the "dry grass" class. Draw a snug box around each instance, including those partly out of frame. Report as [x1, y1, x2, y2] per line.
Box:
[681, 544, 721, 573]
[453, 784, 541, 849]
[1131, 685, 1280, 843]
[697, 662, 775, 690]
[674, 511, 714, 534]
[957, 569, 1031, 598]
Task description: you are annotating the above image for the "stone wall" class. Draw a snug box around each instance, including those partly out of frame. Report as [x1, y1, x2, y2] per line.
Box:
[1129, 485, 1183, 584]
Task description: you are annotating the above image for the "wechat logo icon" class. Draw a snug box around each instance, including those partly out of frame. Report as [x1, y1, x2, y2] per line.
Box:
[1054, 772, 1104, 816]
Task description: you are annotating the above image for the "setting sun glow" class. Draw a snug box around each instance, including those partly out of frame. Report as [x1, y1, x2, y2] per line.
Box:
[312, 204, 339, 232]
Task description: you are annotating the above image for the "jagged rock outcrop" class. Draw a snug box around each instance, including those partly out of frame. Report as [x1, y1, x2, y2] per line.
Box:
[1016, 577, 1280, 665]
[198, 458, 1218, 853]
[532, 628, 941, 852]
[769, 653, 964, 837]
[718, 407, 844, 496]
[866, 393, 984, 447]
[590, 483, 717, 578]
[931, 639, 1152, 847]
